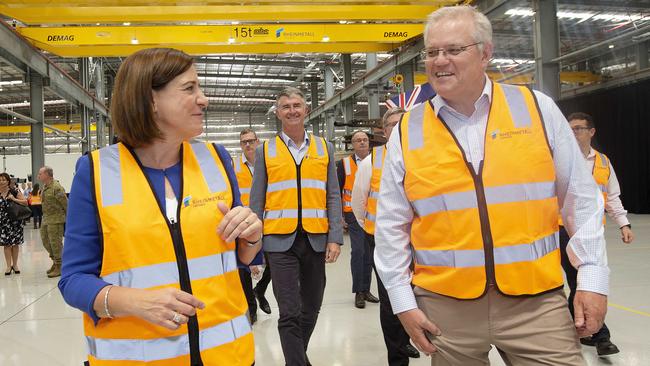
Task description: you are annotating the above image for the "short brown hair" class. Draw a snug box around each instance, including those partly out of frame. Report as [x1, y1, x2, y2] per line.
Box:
[275, 86, 306, 106]
[567, 112, 594, 128]
[382, 107, 406, 127]
[240, 128, 258, 139]
[111, 48, 194, 148]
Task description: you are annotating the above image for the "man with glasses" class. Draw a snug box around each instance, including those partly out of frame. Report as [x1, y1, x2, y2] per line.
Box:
[250, 87, 343, 366]
[563, 112, 634, 356]
[375, 5, 609, 365]
[234, 129, 272, 324]
[337, 130, 379, 308]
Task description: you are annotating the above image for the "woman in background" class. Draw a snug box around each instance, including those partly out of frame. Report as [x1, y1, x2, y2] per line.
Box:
[29, 183, 43, 229]
[0, 173, 27, 275]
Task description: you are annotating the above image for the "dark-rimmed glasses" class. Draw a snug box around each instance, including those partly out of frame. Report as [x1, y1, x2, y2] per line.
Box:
[421, 42, 482, 60]
[240, 138, 258, 145]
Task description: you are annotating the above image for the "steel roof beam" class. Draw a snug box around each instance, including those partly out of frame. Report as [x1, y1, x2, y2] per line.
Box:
[0, 20, 107, 116]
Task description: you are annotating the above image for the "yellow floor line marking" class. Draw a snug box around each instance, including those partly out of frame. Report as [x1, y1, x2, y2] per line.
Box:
[608, 302, 650, 318]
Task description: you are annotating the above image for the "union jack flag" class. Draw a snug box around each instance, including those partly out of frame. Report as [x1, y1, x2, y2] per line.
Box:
[385, 82, 436, 111]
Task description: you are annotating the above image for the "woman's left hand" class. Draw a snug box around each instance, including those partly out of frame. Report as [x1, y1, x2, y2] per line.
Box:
[216, 202, 262, 243]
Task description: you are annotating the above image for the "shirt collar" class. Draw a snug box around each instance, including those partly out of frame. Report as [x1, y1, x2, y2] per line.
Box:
[431, 74, 492, 117]
[280, 130, 309, 148]
[587, 147, 596, 159]
[241, 153, 253, 167]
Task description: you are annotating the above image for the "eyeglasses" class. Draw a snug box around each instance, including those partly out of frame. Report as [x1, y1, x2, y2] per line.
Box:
[240, 139, 258, 145]
[571, 126, 592, 132]
[421, 42, 482, 60]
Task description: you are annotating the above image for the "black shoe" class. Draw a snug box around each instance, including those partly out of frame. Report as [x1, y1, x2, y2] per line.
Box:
[12, 266, 20, 274]
[363, 291, 379, 303]
[355, 293, 366, 309]
[402, 343, 420, 358]
[596, 339, 620, 356]
[254, 288, 272, 314]
[580, 336, 596, 346]
[4, 268, 11, 276]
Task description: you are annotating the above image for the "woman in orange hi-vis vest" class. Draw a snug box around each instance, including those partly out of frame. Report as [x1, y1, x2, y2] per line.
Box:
[59, 48, 262, 366]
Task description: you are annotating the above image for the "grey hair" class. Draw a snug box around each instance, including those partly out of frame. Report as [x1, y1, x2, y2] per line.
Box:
[350, 130, 369, 141]
[424, 5, 493, 51]
[41, 166, 54, 177]
[275, 86, 306, 106]
[382, 107, 406, 127]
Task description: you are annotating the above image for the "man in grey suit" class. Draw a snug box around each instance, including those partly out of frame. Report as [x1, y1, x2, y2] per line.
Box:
[250, 86, 343, 366]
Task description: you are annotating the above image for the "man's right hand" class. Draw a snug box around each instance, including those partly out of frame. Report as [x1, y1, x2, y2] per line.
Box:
[396, 308, 441, 356]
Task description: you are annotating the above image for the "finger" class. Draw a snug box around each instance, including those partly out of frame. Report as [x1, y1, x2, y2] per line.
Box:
[222, 208, 251, 242]
[422, 319, 443, 337]
[573, 300, 585, 329]
[175, 290, 205, 310]
[216, 203, 236, 234]
[160, 319, 181, 330]
[238, 217, 262, 242]
[173, 301, 199, 317]
[412, 330, 437, 354]
[170, 311, 189, 325]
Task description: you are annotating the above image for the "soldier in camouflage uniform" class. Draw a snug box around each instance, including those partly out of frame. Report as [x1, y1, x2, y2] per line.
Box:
[37, 166, 67, 278]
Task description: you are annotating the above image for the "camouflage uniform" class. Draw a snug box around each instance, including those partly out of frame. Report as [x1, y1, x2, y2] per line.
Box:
[41, 180, 67, 277]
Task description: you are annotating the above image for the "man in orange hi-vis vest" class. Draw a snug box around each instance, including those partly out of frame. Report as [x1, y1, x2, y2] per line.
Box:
[562, 112, 634, 356]
[374, 5, 609, 365]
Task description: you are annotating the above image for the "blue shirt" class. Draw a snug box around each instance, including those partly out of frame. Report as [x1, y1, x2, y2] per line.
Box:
[58, 143, 261, 323]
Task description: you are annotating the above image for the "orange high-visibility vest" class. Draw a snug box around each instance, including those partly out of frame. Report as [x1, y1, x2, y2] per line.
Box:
[341, 155, 358, 213]
[364, 146, 386, 235]
[558, 149, 610, 226]
[263, 134, 329, 235]
[400, 82, 562, 299]
[234, 154, 253, 207]
[87, 142, 254, 366]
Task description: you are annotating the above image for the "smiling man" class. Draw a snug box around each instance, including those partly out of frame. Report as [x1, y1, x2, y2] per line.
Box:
[374, 5, 609, 365]
[249, 86, 343, 366]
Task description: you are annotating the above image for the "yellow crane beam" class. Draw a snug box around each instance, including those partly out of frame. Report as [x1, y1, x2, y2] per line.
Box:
[18, 23, 422, 56]
[0, 4, 451, 24]
[0, 123, 96, 134]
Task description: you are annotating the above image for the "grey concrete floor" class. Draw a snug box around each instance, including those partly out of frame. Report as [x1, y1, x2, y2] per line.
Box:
[1, 215, 649, 365]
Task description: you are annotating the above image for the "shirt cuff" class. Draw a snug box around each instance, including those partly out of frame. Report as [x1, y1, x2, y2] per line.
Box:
[576, 264, 610, 296]
[386, 282, 418, 314]
[614, 216, 630, 228]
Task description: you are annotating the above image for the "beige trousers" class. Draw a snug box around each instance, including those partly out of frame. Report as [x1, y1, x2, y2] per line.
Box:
[415, 286, 585, 366]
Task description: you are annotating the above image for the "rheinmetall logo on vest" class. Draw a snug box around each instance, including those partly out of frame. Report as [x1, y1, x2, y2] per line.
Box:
[491, 128, 532, 140]
[185, 195, 227, 208]
[183, 196, 192, 207]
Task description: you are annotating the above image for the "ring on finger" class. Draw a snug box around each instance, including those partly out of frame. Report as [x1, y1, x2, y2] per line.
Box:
[172, 311, 182, 324]
[244, 218, 251, 225]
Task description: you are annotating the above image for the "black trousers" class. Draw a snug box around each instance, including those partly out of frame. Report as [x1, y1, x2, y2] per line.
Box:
[267, 232, 326, 366]
[239, 268, 257, 317]
[559, 226, 610, 341]
[254, 252, 272, 296]
[367, 233, 411, 366]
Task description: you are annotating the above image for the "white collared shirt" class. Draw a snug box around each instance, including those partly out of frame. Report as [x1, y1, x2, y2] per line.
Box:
[242, 153, 255, 175]
[280, 130, 310, 162]
[375, 75, 608, 314]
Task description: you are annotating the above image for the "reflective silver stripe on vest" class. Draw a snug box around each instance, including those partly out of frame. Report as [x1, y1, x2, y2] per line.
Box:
[268, 138, 277, 158]
[501, 84, 532, 128]
[414, 232, 558, 268]
[239, 187, 251, 194]
[411, 190, 478, 217]
[365, 211, 376, 222]
[234, 157, 241, 173]
[267, 179, 326, 193]
[343, 202, 352, 207]
[484, 181, 555, 205]
[407, 104, 425, 150]
[373, 147, 384, 169]
[493, 232, 558, 265]
[99, 145, 123, 207]
[86, 313, 251, 362]
[411, 182, 556, 218]
[313, 136, 326, 156]
[190, 143, 227, 194]
[343, 157, 352, 176]
[369, 191, 379, 199]
[343, 189, 352, 196]
[599, 153, 607, 168]
[599, 185, 607, 193]
[264, 208, 327, 219]
[101, 250, 237, 289]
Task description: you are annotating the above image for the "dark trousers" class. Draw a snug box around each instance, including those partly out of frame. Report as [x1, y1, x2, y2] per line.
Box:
[367, 233, 411, 366]
[559, 226, 610, 341]
[346, 212, 372, 293]
[267, 232, 326, 366]
[239, 268, 257, 316]
[254, 252, 272, 296]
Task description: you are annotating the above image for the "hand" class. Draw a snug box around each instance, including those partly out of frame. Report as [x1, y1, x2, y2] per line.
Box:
[620, 226, 634, 244]
[341, 218, 348, 231]
[573, 290, 607, 337]
[216, 202, 262, 243]
[325, 242, 341, 263]
[131, 287, 205, 330]
[397, 308, 441, 356]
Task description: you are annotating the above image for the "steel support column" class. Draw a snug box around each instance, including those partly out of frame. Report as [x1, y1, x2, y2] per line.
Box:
[366, 53, 380, 121]
[29, 73, 45, 183]
[324, 67, 335, 141]
[79, 58, 91, 153]
[533, 0, 560, 99]
[342, 54, 354, 132]
[638, 41, 649, 70]
[95, 59, 106, 147]
[398, 59, 415, 91]
[310, 81, 320, 135]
